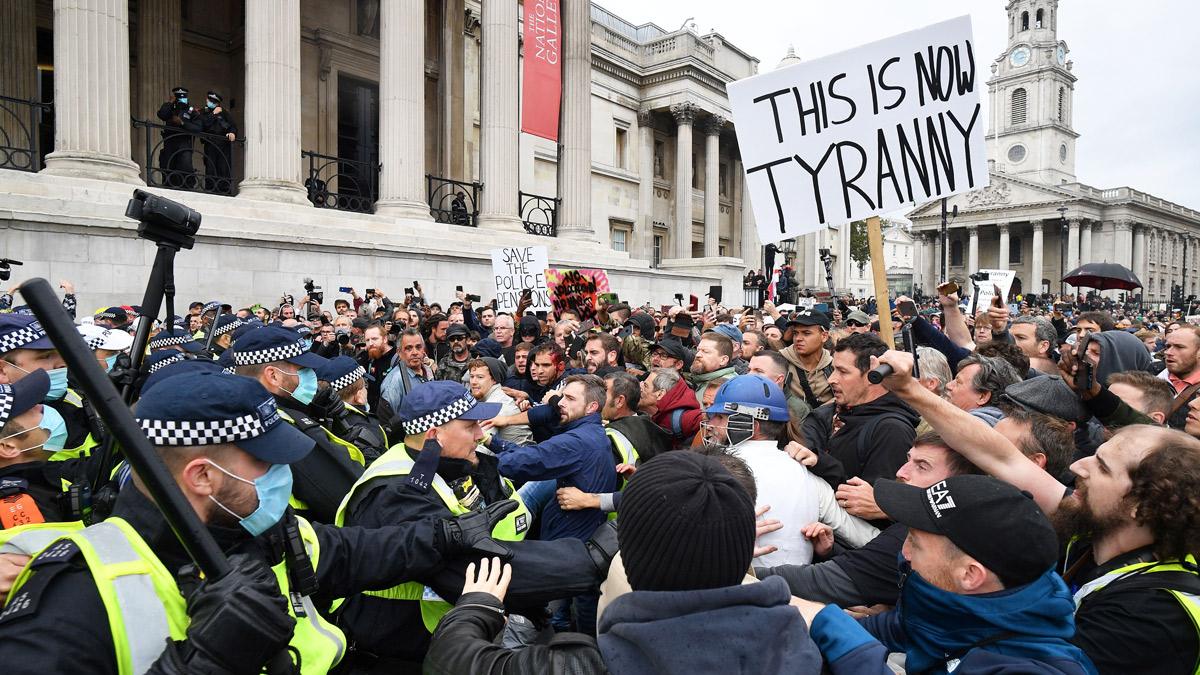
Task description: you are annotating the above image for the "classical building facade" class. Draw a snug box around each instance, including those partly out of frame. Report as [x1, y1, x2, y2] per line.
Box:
[907, 0, 1200, 302]
[0, 0, 760, 311]
[846, 223, 915, 299]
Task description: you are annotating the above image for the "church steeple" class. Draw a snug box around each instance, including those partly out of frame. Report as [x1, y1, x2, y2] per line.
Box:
[987, 0, 1079, 186]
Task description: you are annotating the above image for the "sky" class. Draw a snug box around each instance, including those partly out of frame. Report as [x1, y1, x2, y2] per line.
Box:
[596, 0, 1200, 211]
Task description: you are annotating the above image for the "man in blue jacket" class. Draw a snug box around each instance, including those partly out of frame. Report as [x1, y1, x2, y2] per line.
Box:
[794, 474, 1096, 675]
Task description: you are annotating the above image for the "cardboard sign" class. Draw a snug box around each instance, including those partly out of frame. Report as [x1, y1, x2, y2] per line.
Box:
[544, 268, 610, 321]
[492, 246, 551, 313]
[966, 269, 1016, 315]
[728, 16, 987, 243]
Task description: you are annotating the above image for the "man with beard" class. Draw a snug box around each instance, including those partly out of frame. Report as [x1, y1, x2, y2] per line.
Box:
[358, 322, 395, 411]
[583, 333, 621, 375]
[1161, 324, 1200, 428]
[876, 348, 1200, 674]
[435, 324, 473, 384]
[688, 332, 737, 409]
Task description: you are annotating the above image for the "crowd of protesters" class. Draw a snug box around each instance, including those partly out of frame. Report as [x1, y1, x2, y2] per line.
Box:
[0, 270, 1197, 675]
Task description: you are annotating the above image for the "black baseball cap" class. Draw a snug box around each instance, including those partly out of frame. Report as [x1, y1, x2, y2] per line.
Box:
[785, 309, 831, 330]
[650, 337, 692, 363]
[875, 474, 1059, 588]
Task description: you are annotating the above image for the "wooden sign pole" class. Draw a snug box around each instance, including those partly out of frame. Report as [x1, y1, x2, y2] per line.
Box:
[866, 216, 894, 348]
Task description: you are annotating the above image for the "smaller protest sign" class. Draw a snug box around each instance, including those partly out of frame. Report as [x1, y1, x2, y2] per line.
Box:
[544, 268, 610, 321]
[492, 245, 551, 313]
[966, 269, 1015, 315]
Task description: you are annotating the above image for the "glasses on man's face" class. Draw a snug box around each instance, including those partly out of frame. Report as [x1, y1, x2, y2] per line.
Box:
[449, 335, 467, 342]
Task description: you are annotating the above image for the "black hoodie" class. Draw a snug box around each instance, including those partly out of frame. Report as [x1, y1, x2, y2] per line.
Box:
[801, 392, 920, 486]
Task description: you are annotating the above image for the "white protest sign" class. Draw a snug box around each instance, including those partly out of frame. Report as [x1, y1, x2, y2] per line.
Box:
[491, 245, 551, 313]
[796, 297, 816, 309]
[728, 16, 987, 244]
[966, 269, 1015, 315]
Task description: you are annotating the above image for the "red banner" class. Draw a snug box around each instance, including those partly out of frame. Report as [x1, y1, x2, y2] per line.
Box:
[521, 0, 562, 141]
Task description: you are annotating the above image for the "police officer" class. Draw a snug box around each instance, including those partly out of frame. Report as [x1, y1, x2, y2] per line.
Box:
[206, 314, 243, 356]
[146, 326, 207, 356]
[335, 380, 618, 668]
[0, 371, 522, 674]
[0, 316, 97, 462]
[156, 86, 202, 189]
[198, 91, 238, 194]
[233, 324, 363, 522]
[0, 370, 82, 529]
[315, 355, 387, 464]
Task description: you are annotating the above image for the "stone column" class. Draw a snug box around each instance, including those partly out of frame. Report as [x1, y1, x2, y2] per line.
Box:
[670, 102, 697, 259]
[440, 0, 466, 180]
[911, 233, 925, 294]
[997, 223, 1010, 271]
[558, 0, 594, 240]
[1113, 219, 1134, 268]
[42, 0, 142, 182]
[238, 0, 307, 203]
[476, 0, 522, 230]
[1031, 222, 1044, 295]
[135, 0, 181, 120]
[931, 234, 942, 285]
[1080, 220, 1093, 264]
[739, 159, 760, 270]
[1, 0, 38, 166]
[1066, 217, 1081, 272]
[700, 116, 723, 257]
[636, 108, 656, 259]
[1132, 223, 1147, 286]
[375, 0, 432, 219]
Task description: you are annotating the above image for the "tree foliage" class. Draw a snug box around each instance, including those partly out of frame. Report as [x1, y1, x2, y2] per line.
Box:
[849, 220, 870, 269]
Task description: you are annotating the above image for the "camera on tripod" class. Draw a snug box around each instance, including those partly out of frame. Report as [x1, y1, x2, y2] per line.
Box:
[969, 271, 991, 283]
[0, 258, 23, 282]
[125, 189, 201, 250]
[304, 278, 324, 305]
[818, 248, 831, 262]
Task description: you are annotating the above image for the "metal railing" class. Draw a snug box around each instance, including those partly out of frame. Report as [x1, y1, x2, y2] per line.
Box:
[132, 118, 244, 195]
[302, 150, 379, 213]
[519, 191, 559, 237]
[427, 174, 480, 226]
[0, 95, 52, 172]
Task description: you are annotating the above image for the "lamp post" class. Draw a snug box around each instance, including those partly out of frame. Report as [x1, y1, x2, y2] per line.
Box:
[1057, 205, 1068, 298]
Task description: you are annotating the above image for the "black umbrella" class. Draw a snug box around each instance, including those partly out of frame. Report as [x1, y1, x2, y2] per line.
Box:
[1062, 262, 1142, 291]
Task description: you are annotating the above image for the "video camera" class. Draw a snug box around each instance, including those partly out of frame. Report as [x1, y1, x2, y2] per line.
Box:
[0, 258, 23, 282]
[969, 271, 991, 283]
[303, 277, 323, 305]
[125, 189, 201, 250]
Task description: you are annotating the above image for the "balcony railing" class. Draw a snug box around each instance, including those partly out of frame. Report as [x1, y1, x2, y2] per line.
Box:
[427, 175, 480, 226]
[132, 118, 244, 196]
[0, 95, 52, 172]
[519, 191, 559, 237]
[302, 150, 379, 213]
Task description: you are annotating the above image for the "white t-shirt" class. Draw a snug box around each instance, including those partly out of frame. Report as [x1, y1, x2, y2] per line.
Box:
[732, 440, 820, 568]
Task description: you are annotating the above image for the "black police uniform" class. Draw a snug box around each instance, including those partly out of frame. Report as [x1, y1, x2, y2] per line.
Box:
[339, 447, 606, 665]
[156, 94, 203, 188]
[0, 484, 450, 674]
[275, 398, 364, 523]
[199, 96, 238, 194]
[0, 460, 85, 528]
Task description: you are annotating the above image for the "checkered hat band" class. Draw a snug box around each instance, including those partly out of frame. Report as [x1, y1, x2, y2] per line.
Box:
[149, 334, 191, 350]
[85, 335, 106, 350]
[330, 366, 366, 393]
[233, 339, 305, 366]
[403, 395, 477, 436]
[221, 366, 236, 374]
[0, 388, 12, 427]
[0, 322, 45, 353]
[97, 311, 117, 319]
[147, 353, 186, 373]
[138, 412, 266, 446]
[213, 319, 243, 337]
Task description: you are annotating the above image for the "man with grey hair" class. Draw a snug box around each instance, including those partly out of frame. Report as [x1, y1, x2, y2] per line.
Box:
[1010, 315, 1058, 374]
[913, 347, 952, 435]
[944, 354, 1022, 427]
[639, 367, 703, 448]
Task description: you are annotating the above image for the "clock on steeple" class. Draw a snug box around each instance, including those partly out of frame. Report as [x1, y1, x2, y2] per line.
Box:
[986, 0, 1079, 186]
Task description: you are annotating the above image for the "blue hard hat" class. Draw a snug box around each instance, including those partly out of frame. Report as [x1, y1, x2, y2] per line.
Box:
[704, 374, 789, 422]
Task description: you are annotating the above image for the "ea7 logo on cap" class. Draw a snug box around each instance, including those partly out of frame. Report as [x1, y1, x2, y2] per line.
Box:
[925, 480, 956, 518]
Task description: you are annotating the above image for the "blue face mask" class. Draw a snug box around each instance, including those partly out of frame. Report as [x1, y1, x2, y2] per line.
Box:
[38, 405, 69, 451]
[178, 97, 188, 104]
[45, 368, 68, 401]
[300, 339, 314, 352]
[278, 367, 318, 405]
[206, 99, 217, 109]
[208, 462, 293, 536]
[104, 355, 118, 372]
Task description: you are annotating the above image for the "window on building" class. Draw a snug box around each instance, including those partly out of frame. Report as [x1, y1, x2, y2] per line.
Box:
[1057, 87, 1065, 122]
[356, 0, 381, 38]
[653, 234, 664, 267]
[1011, 88, 1027, 125]
[719, 163, 729, 197]
[1035, 9, 1044, 28]
[1010, 236, 1023, 264]
[611, 225, 628, 252]
[614, 126, 628, 169]
[719, 239, 730, 256]
[692, 155, 701, 190]
[653, 140, 665, 178]
[858, 264, 866, 280]
[1021, 11, 1029, 31]
[692, 241, 704, 258]
[950, 240, 964, 267]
